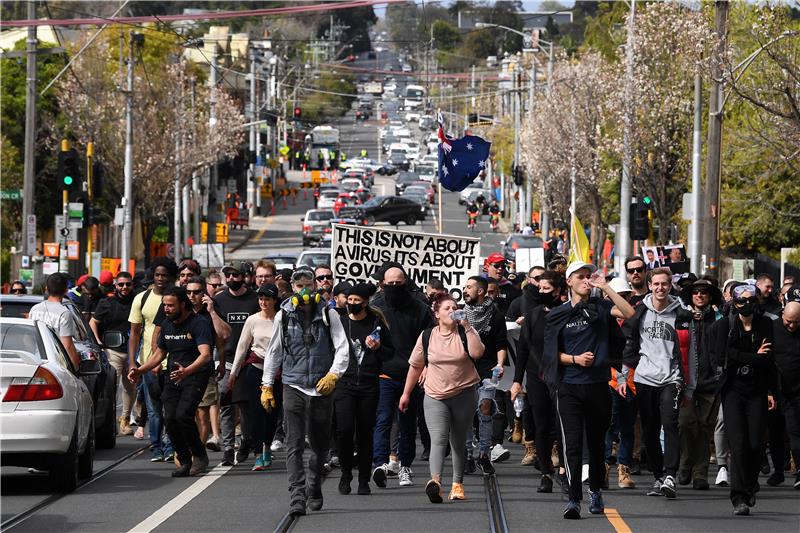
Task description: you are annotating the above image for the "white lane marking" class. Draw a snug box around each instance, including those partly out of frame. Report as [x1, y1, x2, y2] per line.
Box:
[126, 464, 232, 533]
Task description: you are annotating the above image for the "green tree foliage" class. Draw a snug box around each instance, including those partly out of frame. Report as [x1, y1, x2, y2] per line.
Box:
[432, 20, 462, 51]
[294, 72, 356, 124]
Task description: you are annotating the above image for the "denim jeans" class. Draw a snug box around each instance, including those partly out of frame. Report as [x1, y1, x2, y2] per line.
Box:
[372, 377, 420, 468]
[469, 383, 501, 457]
[605, 386, 638, 466]
[142, 371, 172, 456]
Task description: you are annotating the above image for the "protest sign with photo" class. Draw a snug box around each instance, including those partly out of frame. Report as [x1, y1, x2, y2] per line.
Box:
[331, 224, 481, 301]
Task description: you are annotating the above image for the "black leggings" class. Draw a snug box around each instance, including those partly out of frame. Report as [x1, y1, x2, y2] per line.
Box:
[243, 365, 282, 453]
[335, 385, 378, 483]
[722, 387, 767, 506]
[528, 375, 559, 474]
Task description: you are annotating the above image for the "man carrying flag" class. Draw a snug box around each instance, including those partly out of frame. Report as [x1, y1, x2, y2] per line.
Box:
[437, 113, 492, 192]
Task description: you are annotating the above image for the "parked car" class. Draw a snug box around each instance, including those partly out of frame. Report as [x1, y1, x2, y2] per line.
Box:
[297, 249, 332, 269]
[0, 317, 97, 492]
[1, 295, 118, 450]
[262, 253, 298, 270]
[356, 195, 426, 226]
[414, 163, 436, 183]
[340, 178, 365, 193]
[411, 180, 435, 203]
[302, 209, 335, 246]
[502, 234, 545, 262]
[317, 190, 339, 209]
[395, 171, 420, 195]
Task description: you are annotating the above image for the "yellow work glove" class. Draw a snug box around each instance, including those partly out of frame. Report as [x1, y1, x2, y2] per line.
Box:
[260, 385, 276, 412]
[315, 373, 338, 396]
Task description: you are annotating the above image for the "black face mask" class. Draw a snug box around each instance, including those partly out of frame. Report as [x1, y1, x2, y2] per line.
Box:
[383, 284, 408, 307]
[346, 302, 365, 315]
[539, 291, 560, 308]
[227, 280, 244, 291]
[735, 302, 754, 317]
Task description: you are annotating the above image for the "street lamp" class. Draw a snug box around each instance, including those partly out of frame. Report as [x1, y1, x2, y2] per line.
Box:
[475, 21, 555, 235]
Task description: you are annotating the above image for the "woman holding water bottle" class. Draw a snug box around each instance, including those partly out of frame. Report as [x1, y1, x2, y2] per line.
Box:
[335, 283, 395, 496]
[400, 293, 485, 504]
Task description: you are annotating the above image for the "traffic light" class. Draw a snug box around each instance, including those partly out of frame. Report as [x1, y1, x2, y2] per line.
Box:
[58, 145, 81, 194]
[513, 165, 525, 186]
[293, 107, 302, 118]
[630, 197, 651, 240]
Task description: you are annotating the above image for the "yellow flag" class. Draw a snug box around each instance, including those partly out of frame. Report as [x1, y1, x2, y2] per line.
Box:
[568, 209, 590, 265]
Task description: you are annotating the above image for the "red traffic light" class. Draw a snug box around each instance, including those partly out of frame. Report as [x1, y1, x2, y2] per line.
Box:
[294, 107, 302, 118]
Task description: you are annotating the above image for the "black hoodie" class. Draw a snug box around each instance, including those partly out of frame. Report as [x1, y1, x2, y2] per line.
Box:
[339, 310, 395, 390]
[506, 284, 541, 321]
[372, 290, 434, 381]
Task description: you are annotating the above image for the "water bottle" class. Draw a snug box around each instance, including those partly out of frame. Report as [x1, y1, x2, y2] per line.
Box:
[514, 394, 525, 418]
[491, 366, 501, 386]
[368, 326, 381, 343]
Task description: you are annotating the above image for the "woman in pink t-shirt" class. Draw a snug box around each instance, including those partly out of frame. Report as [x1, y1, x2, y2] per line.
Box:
[399, 293, 485, 504]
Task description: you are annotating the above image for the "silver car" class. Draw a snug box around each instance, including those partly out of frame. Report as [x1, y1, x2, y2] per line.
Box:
[302, 209, 335, 246]
[1, 318, 96, 492]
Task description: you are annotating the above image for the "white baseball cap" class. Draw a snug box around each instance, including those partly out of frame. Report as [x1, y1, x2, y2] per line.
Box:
[565, 261, 597, 278]
[608, 277, 632, 294]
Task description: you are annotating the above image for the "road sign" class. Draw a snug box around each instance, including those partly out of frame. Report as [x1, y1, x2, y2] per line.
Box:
[42, 261, 59, 275]
[68, 202, 84, 219]
[1, 189, 22, 200]
[26, 214, 36, 254]
[67, 241, 80, 260]
[43, 242, 59, 258]
[21, 255, 30, 268]
[216, 223, 229, 243]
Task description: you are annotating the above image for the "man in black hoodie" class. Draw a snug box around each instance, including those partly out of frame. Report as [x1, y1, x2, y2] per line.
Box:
[371, 266, 434, 489]
[506, 266, 546, 323]
[90, 271, 135, 436]
[772, 299, 800, 489]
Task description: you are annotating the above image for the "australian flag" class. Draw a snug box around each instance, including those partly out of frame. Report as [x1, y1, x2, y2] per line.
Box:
[437, 116, 491, 192]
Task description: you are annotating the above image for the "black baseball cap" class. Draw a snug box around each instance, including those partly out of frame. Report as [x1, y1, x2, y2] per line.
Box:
[257, 283, 279, 299]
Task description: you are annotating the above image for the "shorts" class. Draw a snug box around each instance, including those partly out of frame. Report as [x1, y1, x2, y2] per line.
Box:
[198, 375, 219, 407]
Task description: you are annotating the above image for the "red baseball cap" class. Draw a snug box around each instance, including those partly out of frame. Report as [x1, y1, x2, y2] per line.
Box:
[76, 274, 89, 287]
[484, 253, 507, 267]
[99, 270, 114, 286]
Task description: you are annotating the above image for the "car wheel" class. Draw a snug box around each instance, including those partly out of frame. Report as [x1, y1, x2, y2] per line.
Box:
[78, 418, 95, 479]
[96, 386, 117, 449]
[50, 425, 79, 493]
[364, 215, 376, 226]
[405, 214, 417, 226]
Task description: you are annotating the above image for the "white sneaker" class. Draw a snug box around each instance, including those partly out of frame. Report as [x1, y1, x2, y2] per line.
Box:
[387, 457, 401, 476]
[490, 444, 511, 463]
[270, 439, 284, 452]
[715, 466, 729, 487]
[582, 464, 590, 484]
[398, 466, 413, 486]
[205, 435, 221, 452]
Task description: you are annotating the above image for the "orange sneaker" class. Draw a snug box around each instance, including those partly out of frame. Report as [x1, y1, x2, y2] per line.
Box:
[449, 482, 465, 500]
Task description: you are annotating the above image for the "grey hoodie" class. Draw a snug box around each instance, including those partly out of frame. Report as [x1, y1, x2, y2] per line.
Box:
[633, 293, 683, 387]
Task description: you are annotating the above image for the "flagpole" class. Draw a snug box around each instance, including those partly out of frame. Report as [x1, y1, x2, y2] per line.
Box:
[438, 182, 443, 234]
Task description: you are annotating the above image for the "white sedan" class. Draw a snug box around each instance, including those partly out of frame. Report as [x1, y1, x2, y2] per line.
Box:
[1, 318, 95, 492]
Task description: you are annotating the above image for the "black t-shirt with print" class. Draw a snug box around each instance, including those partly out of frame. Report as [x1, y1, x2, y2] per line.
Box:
[157, 313, 214, 370]
[213, 288, 260, 361]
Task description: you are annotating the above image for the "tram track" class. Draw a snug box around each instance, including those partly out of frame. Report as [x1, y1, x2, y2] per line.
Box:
[483, 474, 510, 533]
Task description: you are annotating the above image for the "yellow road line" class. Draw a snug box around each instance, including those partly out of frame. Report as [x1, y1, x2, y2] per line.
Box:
[605, 508, 633, 533]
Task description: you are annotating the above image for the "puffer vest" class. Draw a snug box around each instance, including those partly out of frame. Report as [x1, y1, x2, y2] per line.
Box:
[280, 300, 334, 389]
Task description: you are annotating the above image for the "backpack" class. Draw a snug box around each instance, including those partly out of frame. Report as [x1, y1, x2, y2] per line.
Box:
[421, 325, 470, 367]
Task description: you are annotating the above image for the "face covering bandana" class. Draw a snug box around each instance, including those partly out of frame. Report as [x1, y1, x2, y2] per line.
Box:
[383, 284, 408, 307]
[346, 302, 365, 315]
[227, 279, 244, 291]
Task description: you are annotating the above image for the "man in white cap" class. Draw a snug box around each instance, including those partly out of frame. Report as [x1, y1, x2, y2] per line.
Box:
[542, 261, 635, 520]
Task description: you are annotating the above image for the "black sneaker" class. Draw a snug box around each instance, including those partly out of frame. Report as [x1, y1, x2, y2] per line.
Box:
[171, 464, 191, 477]
[478, 455, 495, 476]
[221, 449, 235, 467]
[339, 474, 352, 495]
[678, 470, 691, 486]
[357, 481, 371, 495]
[465, 457, 476, 475]
[235, 448, 250, 465]
[537, 474, 553, 493]
[371, 464, 388, 488]
[766, 472, 785, 486]
[646, 478, 664, 497]
[308, 490, 323, 511]
[289, 500, 306, 517]
[733, 503, 750, 516]
[425, 479, 443, 503]
[421, 448, 430, 461]
[563, 499, 581, 520]
[558, 472, 570, 494]
[660, 475, 677, 499]
[692, 478, 709, 490]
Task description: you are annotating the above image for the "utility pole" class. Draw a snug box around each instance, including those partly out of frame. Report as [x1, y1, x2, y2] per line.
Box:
[209, 48, 219, 243]
[121, 31, 136, 270]
[21, 0, 37, 258]
[191, 78, 201, 246]
[86, 142, 94, 273]
[173, 82, 182, 262]
[689, 73, 703, 275]
[248, 45, 257, 219]
[513, 67, 523, 230]
[702, 0, 729, 275]
[615, 0, 636, 274]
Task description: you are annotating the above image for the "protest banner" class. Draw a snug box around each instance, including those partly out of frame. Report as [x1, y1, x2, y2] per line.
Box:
[331, 224, 481, 301]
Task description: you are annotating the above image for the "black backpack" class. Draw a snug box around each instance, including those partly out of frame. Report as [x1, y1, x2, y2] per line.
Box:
[421, 325, 470, 367]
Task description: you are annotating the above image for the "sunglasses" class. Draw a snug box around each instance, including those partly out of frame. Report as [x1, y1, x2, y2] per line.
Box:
[186, 289, 204, 295]
[626, 267, 645, 274]
[692, 289, 709, 296]
[11, 288, 25, 294]
[225, 272, 242, 278]
[734, 297, 757, 305]
[529, 275, 541, 282]
[316, 275, 334, 281]
[117, 282, 132, 287]
[208, 283, 222, 288]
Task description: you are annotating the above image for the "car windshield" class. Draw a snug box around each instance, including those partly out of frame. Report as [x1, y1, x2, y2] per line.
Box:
[510, 235, 544, 248]
[398, 172, 419, 183]
[416, 165, 434, 174]
[321, 191, 339, 199]
[405, 187, 426, 194]
[1, 323, 44, 360]
[298, 253, 332, 268]
[307, 211, 334, 221]
[362, 196, 385, 208]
